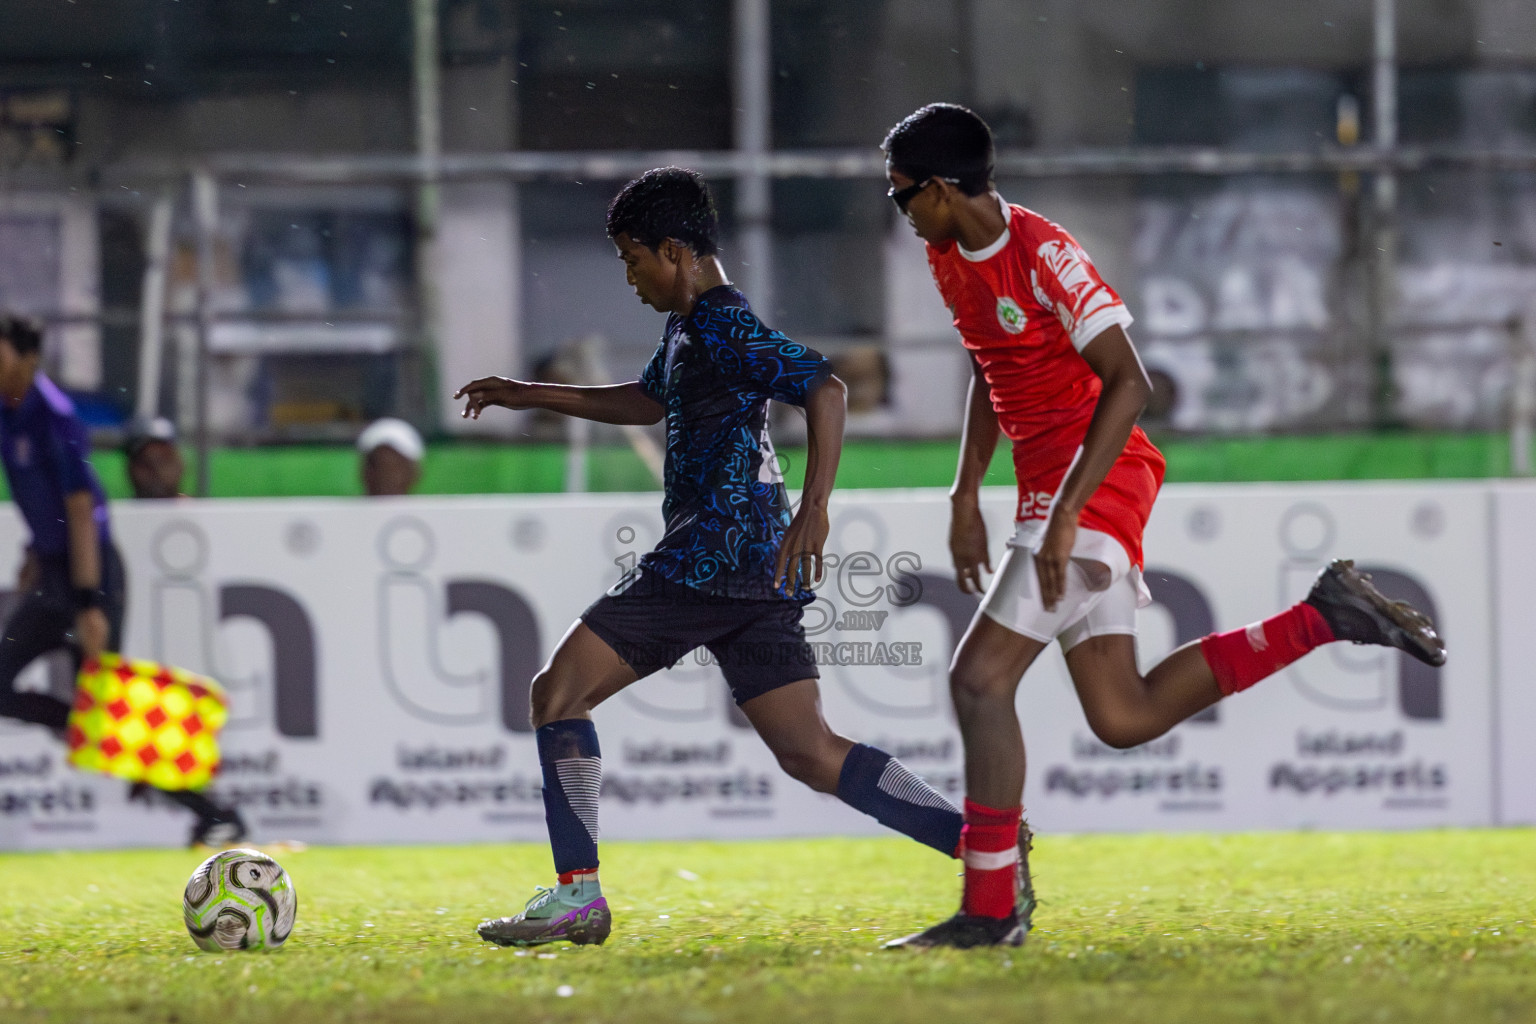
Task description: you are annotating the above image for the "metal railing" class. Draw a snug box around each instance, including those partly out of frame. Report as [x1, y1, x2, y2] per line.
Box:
[13, 0, 1536, 491]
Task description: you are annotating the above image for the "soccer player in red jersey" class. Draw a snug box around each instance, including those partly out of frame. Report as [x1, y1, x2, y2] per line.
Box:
[878, 105, 1447, 949]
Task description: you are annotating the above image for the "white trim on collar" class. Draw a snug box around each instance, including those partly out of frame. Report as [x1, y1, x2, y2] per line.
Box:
[957, 194, 1013, 263]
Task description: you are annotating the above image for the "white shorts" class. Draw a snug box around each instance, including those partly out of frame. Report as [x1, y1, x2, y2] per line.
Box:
[979, 522, 1149, 653]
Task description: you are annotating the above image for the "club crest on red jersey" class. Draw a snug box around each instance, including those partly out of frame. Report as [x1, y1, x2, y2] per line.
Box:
[995, 296, 1027, 334]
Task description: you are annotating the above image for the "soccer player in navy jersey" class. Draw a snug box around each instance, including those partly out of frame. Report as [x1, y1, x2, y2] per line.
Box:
[456, 167, 965, 947]
[0, 315, 246, 847]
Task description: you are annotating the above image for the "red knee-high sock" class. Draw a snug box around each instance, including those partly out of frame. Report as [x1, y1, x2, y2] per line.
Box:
[1200, 603, 1336, 696]
[961, 798, 1022, 919]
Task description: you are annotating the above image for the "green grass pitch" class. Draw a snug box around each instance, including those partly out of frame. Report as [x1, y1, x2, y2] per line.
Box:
[2, 830, 1533, 1024]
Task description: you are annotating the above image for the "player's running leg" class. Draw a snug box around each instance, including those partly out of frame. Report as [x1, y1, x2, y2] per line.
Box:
[477, 621, 637, 948]
[884, 613, 1046, 949]
[739, 678, 963, 856]
[890, 557, 1446, 949]
[0, 596, 74, 730]
[1066, 558, 1446, 751]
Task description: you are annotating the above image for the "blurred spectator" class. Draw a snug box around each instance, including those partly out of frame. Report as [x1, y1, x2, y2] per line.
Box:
[829, 347, 891, 414]
[358, 417, 423, 496]
[124, 416, 185, 500]
[526, 339, 595, 441]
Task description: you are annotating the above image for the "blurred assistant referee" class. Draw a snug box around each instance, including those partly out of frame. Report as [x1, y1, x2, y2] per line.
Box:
[0, 315, 246, 847]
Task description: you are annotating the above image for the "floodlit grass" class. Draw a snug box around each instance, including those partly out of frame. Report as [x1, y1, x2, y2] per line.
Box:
[2, 830, 1534, 1024]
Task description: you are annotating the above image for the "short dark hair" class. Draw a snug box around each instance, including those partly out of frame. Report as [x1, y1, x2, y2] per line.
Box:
[882, 103, 995, 196]
[0, 314, 42, 356]
[606, 166, 719, 257]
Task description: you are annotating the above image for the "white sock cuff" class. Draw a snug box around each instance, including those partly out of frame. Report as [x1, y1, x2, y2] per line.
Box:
[963, 846, 1021, 871]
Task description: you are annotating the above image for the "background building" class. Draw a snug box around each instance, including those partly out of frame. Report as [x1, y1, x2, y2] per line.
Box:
[1, 0, 1534, 486]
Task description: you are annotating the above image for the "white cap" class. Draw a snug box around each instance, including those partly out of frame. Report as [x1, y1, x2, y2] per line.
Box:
[125, 415, 177, 457]
[356, 418, 424, 462]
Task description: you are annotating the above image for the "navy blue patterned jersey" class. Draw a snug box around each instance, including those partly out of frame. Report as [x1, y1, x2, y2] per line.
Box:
[636, 286, 831, 601]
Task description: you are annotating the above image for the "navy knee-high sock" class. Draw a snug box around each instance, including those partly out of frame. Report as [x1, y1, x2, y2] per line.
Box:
[537, 719, 603, 876]
[836, 743, 963, 856]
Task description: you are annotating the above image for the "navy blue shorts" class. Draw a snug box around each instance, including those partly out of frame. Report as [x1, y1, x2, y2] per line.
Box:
[580, 571, 819, 705]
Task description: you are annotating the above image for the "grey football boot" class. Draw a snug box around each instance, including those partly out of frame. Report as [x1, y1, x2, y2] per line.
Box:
[478, 886, 612, 948]
[1015, 819, 1037, 933]
[885, 821, 1036, 950]
[882, 910, 1027, 949]
[1304, 559, 1446, 667]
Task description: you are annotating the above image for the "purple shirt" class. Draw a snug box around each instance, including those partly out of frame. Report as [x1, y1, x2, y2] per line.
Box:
[0, 374, 110, 557]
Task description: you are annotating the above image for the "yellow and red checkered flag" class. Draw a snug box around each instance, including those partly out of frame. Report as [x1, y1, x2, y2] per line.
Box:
[66, 653, 228, 791]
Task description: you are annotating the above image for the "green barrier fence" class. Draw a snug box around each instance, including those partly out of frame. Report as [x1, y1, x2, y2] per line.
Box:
[55, 431, 1518, 502]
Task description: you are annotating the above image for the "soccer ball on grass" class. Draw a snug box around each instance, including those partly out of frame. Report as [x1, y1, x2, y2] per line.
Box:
[183, 848, 297, 951]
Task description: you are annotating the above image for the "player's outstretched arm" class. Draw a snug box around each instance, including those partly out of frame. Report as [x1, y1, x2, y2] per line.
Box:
[1034, 324, 1152, 609]
[774, 374, 847, 594]
[455, 378, 663, 426]
[949, 354, 1001, 595]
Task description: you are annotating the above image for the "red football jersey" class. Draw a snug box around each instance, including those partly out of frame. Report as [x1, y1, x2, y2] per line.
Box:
[927, 198, 1166, 568]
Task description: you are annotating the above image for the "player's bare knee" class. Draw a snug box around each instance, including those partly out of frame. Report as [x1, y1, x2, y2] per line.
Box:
[773, 747, 838, 793]
[1085, 710, 1147, 750]
[949, 662, 1012, 708]
[529, 669, 586, 727]
[772, 749, 814, 785]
